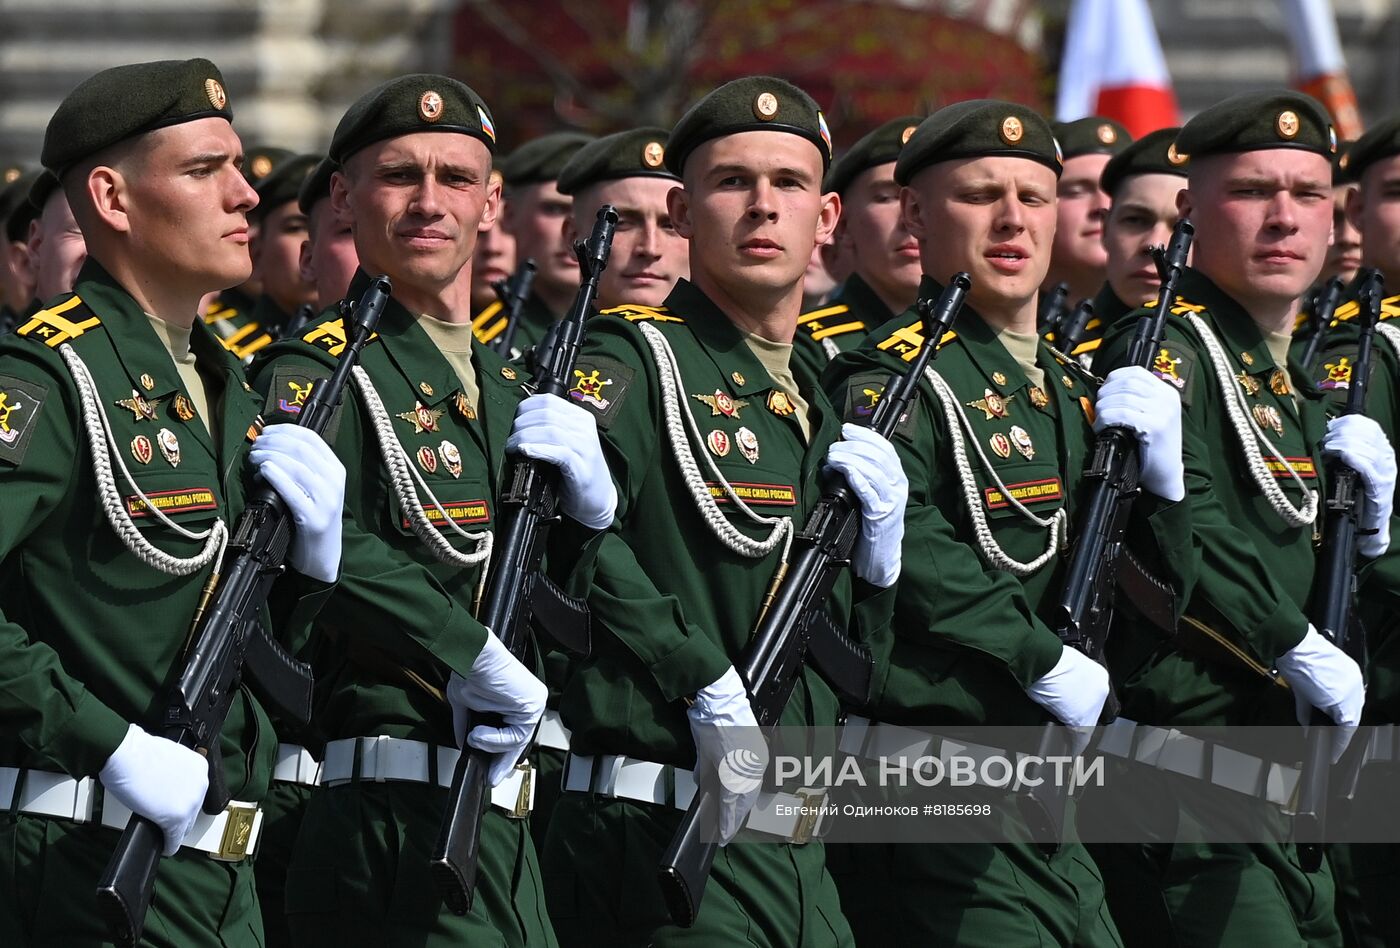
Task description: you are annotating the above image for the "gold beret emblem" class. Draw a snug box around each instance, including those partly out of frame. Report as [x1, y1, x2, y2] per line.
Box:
[753, 92, 779, 121]
[205, 78, 227, 111]
[419, 90, 445, 123]
[642, 141, 665, 168]
[901, 125, 917, 145]
[1276, 110, 1300, 140]
[1097, 123, 1117, 145]
[250, 155, 273, 179]
[1000, 116, 1024, 145]
[1167, 142, 1188, 166]
[1339, 151, 1350, 170]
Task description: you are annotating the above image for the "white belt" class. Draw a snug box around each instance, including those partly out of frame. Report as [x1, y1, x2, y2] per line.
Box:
[0, 767, 262, 861]
[272, 743, 322, 787]
[320, 736, 535, 818]
[839, 715, 1028, 789]
[561, 752, 830, 845]
[537, 711, 572, 752]
[1095, 718, 1300, 807]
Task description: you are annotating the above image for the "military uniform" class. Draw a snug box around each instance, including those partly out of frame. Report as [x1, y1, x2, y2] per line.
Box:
[472, 290, 555, 356]
[203, 285, 266, 359]
[0, 259, 333, 945]
[793, 272, 890, 376]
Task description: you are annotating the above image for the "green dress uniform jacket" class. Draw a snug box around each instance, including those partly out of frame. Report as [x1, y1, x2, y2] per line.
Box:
[251, 270, 589, 947]
[0, 261, 331, 947]
[1090, 267, 1343, 948]
[472, 291, 556, 358]
[543, 278, 889, 947]
[203, 286, 272, 363]
[820, 275, 1192, 946]
[1072, 283, 1134, 366]
[793, 272, 891, 376]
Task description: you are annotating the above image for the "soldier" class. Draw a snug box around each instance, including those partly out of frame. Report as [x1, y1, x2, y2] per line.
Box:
[24, 172, 87, 310]
[1074, 127, 1188, 366]
[1092, 91, 1391, 947]
[0, 58, 346, 946]
[470, 165, 515, 314]
[1045, 117, 1132, 306]
[825, 99, 1189, 946]
[296, 157, 358, 311]
[542, 75, 907, 947]
[475, 132, 593, 353]
[558, 126, 688, 310]
[0, 169, 42, 330]
[795, 116, 923, 372]
[1324, 140, 1363, 287]
[251, 73, 614, 947]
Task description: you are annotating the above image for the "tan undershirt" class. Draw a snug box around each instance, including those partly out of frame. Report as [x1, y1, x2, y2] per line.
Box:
[145, 313, 213, 435]
[998, 327, 1046, 389]
[1264, 331, 1298, 405]
[417, 314, 481, 414]
[744, 332, 811, 443]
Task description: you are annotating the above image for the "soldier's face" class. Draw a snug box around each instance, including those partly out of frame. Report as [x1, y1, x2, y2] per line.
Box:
[301, 199, 357, 311]
[253, 199, 315, 314]
[1325, 184, 1362, 283]
[572, 176, 688, 308]
[1051, 153, 1112, 276]
[1182, 150, 1333, 312]
[1102, 173, 1184, 306]
[28, 190, 86, 303]
[119, 118, 258, 293]
[904, 155, 1057, 318]
[335, 132, 498, 295]
[672, 131, 838, 305]
[501, 180, 576, 298]
[841, 161, 922, 308]
[1351, 154, 1400, 281]
[472, 208, 515, 311]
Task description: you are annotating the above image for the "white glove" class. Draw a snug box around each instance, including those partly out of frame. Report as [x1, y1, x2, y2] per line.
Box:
[249, 424, 346, 582]
[1322, 414, 1396, 558]
[446, 630, 547, 786]
[1277, 625, 1364, 762]
[823, 423, 908, 588]
[506, 393, 617, 530]
[99, 724, 209, 857]
[1026, 647, 1110, 755]
[1093, 366, 1185, 503]
[688, 666, 767, 845]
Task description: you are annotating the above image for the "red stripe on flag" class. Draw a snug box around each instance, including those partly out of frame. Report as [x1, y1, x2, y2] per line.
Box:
[1093, 85, 1180, 139]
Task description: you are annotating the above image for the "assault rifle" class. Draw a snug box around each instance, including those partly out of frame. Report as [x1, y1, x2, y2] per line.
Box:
[1295, 267, 1384, 872]
[1056, 299, 1097, 357]
[1018, 220, 1194, 849]
[491, 258, 539, 356]
[657, 273, 972, 928]
[96, 276, 392, 947]
[1039, 281, 1071, 340]
[1300, 276, 1347, 372]
[430, 206, 617, 914]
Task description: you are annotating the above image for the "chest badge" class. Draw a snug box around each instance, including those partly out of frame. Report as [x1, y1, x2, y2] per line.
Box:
[116, 390, 162, 422]
[1252, 404, 1284, 436]
[417, 445, 439, 474]
[695, 389, 749, 419]
[767, 390, 796, 417]
[1029, 386, 1049, 410]
[1236, 371, 1261, 397]
[967, 388, 1013, 420]
[173, 394, 197, 422]
[707, 429, 731, 457]
[131, 434, 154, 465]
[989, 432, 1012, 459]
[439, 440, 463, 478]
[735, 426, 760, 464]
[157, 427, 181, 467]
[569, 369, 614, 410]
[397, 401, 444, 434]
[1269, 369, 1291, 397]
[454, 391, 477, 420]
[1010, 424, 1035, 460]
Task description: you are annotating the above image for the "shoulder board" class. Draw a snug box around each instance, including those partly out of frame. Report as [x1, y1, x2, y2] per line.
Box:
[1292, 309, 1309, 333]
[1331, 299, 1360, 326]
[220, 321, 272, 360]
[202, 300, 239, 324]
[600, 304, 685, 324]
[799, 302, 867, 342]
[1383, 294, 1400, 321]
[1168, 298, 1207, 317]
[875, 321, 957, 363]
[798, 302, 849, 326]
[472, 299, 507, 344]
[16, 296, 101, 348]
[302, 317, 378, 357]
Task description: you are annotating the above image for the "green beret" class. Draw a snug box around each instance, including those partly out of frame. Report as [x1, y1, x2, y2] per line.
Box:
[251, 153, 319, 221]
[1175, 90, 1336, 162]
[330, 74, 497, 165]
[297, 157, 339, 214]
[1343, 114, 1400, 182]
[556, 127, 677, 195]
[895, 100, 1062, 185]
[4, 170, 44, 243]
[1051, 117, 1132, 159]
[1332, 140, 1358, 186]
[26, 170, 61, 214]
[501, 132, 594, 187]
[825, 115, 922, 195]
[665, 76, 832, 176]
[42, 59, 234, 175]
[1099, 127, 1187, 197]
[242, 145, 294, 184]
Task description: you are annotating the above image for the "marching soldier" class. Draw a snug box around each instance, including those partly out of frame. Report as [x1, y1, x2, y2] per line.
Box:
[1044, 117, 1131, 306]
[252, 73, 614, 946]
[543, 75, 907, 947]
[0, 58, 346, 946]
[22, 171, 88, 306]
[794, 116, 923, 373]
[825, 100, 1189, 946]
[474, 132, 593, 352]
[1092, 91, 1391, 947]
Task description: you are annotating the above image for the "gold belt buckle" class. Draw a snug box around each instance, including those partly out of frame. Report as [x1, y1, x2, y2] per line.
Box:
[215, 803, 259, 861]
[789, 788, 825, 845]
[511, 761, 534, 819]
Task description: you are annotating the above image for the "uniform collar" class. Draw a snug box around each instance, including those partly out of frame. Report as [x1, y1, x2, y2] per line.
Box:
[917, 274, 1037, 401]
[1177, 268, 1276, 374]
[663, 278, 781, 399]
[1090, 282, 1132, 328]
[835, 272, 895, 328]
[345, 269, 466, 410]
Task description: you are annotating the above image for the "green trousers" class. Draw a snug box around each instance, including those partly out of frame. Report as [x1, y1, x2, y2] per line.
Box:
[0, 813, 262, 947]
[254, 781, 315, 948]
[532, 746, 566, 856]
[542, 792, 854, 947]
[284, 781, 556, 947]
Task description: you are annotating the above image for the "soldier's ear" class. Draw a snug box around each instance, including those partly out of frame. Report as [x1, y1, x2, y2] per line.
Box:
[668, 184, 693, 240]
[900, 185, 925, 240]
[1345, 184, 1364, 235]
[815, 191, 840, 247]
[86, 165, 131, 235]
[1175, 186, 1193, 222]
